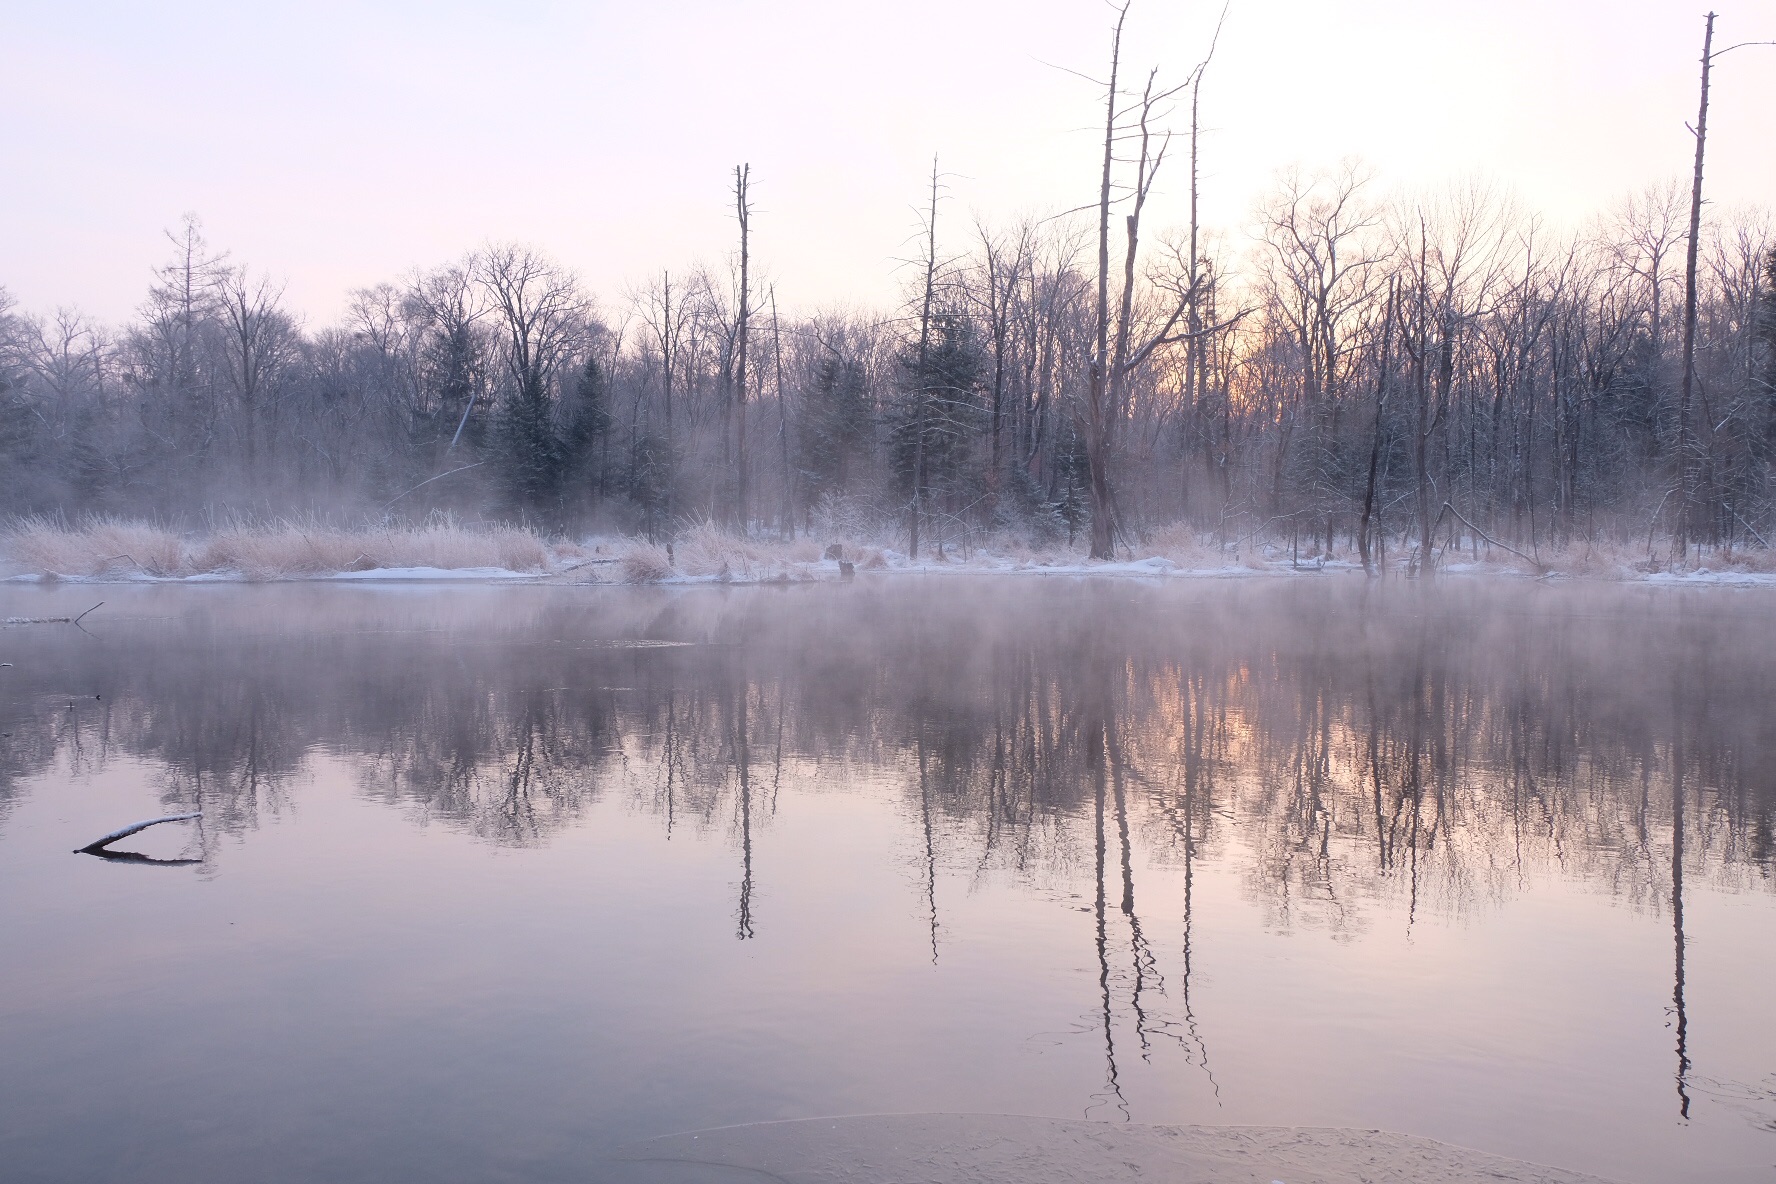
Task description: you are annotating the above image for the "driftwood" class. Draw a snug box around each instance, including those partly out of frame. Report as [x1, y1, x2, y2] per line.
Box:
[2, 602, 104, 627]
[75, 812, 201, 854]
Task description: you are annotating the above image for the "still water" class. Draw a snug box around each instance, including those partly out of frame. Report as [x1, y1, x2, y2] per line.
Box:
[1, 578, 1772, 1183]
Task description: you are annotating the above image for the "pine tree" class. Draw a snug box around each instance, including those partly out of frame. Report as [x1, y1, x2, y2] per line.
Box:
[498, 371, 568, 525]
[798, 354, 871, 507]
[561, 354, 613, 519]
[889, 312, 986, 546]
[626, 431, 672, 542]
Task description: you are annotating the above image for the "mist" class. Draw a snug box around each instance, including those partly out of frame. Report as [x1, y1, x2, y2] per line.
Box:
[5, 5, 1776, 1183]
[1, 176, 1771, 567]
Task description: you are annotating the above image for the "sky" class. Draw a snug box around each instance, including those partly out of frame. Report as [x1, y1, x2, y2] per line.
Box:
[3, 0, 1773, 325]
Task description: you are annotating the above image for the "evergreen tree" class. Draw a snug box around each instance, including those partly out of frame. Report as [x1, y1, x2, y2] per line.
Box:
[798, 353, 871, 507]
[1052, 423, 1092, 547]
[626, 431, 672, 542]
[497, 371, 568, 524]
[562, 354, 613, 518]
[888, 312, 986, 537]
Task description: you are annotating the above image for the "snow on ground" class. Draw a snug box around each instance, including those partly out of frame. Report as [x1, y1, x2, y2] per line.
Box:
[4, 566, 540, 583]
[321, 565, 537, 581]
[8, 548, 1776, 587]
[5, 519, 1775, 587]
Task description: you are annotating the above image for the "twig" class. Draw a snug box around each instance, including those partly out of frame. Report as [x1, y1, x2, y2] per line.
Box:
[382, 462, 486, 513]
[1729, 507, 1770, 550]
[1645, 487, 1678, 558]
[72, 602, 103, 626]
[75, 812, 202, 854]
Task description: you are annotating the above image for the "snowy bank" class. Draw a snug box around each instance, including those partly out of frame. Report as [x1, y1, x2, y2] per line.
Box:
[6, 518, 1776, 588]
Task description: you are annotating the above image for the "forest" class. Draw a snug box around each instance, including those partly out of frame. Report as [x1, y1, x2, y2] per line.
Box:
[3, 81, 1774, 566]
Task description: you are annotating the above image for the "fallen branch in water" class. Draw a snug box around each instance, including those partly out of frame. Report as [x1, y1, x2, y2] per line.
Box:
[2, 602, 104, 627]
[75, 811, 202, 854]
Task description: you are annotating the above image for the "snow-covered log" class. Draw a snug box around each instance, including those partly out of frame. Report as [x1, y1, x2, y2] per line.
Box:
[75, 812, 202, 854]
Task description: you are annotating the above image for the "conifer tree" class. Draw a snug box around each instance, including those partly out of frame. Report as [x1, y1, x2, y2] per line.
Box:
[890, 312, 985, 549]
[798, 353, 871, 509]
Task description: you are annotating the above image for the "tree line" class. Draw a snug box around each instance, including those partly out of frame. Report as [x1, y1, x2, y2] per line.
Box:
[3, 92, 1772, 562]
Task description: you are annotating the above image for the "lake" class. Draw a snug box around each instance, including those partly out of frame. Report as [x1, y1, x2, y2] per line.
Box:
[1, 577, 1772, 1183]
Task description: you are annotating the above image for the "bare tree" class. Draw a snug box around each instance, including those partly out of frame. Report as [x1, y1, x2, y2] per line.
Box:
[1080, 3, 1236, 559]
[216, 267, 299, 498]
[475, 244, 589, 518]
[733, 164, 754, 533]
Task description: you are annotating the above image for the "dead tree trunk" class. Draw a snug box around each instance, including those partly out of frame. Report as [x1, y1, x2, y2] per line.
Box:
[1678, 13, 1715, 555]
[1083, 7, 1127, 562]
[734, 164, 753, 535]
[909, 157, 940, 560]
[1082, 3, 1227, 560]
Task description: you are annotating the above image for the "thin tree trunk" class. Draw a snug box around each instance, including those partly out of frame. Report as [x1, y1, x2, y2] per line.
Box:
[910, 157, 940, 559]
[1678, 13, 1715, 556]
[1360, 281, 1397, 572]
[769, 287, 794, 541]
[734, 165, 752, 535]
[1085, 6, 1127, 562]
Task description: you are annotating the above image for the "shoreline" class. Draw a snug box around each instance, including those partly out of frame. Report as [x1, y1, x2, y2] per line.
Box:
[5, 556, 1776, 589]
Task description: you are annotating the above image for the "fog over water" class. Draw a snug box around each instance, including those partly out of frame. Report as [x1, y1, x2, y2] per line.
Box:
[1, 577, 1772, 1183]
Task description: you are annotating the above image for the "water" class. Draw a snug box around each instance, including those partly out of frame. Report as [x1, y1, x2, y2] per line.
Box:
[0, 577, 1771, 1183]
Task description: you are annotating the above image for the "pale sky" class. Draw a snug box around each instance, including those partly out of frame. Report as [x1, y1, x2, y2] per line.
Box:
[4, 0, 1773, 325]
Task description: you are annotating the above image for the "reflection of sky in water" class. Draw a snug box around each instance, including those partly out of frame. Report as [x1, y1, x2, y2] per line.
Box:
[0, 579, 1772, 1184]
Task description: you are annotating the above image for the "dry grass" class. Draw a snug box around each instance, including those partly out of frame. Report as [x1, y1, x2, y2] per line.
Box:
[618, 542, 675, 583]
[2, 517, 562, 579]
[1527, 535, 1776, 578]
[6, 518, 187, 577]
[10, 515, 1773, 584]
[607, 523, 888, 583]
[194, 522, 553, 578]
[1143, 524, 1229, 568]
[673, 522, 825, 579]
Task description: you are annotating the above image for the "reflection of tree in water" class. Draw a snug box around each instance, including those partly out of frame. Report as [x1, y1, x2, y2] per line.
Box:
[358, 680, 617, 844]
[3, 582, 1774, 1118]
[4, 584, 1772, 886]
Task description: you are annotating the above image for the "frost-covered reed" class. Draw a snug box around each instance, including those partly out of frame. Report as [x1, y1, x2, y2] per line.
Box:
[2, 517, 559, 579]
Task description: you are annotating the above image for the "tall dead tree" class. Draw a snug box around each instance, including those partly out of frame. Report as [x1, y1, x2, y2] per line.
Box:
[1082, 3, 1233, 560]
[909, 157, 940, 559]
[1181, 4, 1227, 515]
[1678, 14, 1775, 552]
[1678, 13, 1715, 556]
[733, 164, 753, 533]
